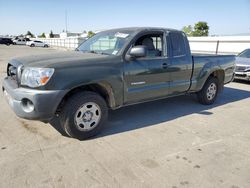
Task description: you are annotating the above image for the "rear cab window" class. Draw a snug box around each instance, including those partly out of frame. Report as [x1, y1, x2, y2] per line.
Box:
[169, 32, 187, 57]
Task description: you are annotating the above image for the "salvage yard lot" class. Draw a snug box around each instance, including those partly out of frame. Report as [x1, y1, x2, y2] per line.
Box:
[0, 45, 250, 188]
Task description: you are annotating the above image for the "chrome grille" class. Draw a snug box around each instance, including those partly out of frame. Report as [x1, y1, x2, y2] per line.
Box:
[7, 64, 17, 79]
[7, 61, 23, 85]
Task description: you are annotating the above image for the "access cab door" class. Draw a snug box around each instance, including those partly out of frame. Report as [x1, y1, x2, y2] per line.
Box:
[166, 32, 193, 95]
[123, 31, 172, 104]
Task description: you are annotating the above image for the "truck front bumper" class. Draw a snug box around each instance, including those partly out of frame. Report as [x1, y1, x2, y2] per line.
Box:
[2, 77, 68, 121]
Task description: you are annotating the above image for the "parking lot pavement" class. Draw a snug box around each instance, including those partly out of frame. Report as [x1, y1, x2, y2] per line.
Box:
[0, 45, 250, 188]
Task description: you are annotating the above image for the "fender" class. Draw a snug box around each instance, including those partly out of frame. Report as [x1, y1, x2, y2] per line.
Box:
[193, 63, 224, 92]
[57, 80, 123, 112]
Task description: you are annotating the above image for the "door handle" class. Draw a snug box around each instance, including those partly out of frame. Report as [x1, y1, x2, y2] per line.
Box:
[162, 63, 169, 69]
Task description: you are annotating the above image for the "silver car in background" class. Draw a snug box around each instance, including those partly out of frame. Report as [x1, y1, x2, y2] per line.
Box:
[234, 49, 250, 81]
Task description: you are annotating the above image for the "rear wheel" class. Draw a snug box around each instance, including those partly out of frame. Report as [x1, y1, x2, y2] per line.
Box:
[44, 44, 48, 48]
[197, 77, 219, 105]
[60, 91, 108, 140]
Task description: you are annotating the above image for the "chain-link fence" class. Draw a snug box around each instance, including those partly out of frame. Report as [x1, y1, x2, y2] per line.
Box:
[31, 37, 86, 49]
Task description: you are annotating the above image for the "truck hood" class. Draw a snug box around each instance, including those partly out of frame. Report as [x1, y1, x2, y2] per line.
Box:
[12, 51, 111, 68]
[235, 57, 250, 66]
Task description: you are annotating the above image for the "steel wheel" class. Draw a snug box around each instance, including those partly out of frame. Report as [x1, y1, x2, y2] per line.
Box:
[206, 83, 217, 100]
[74, 102, 101, 131]
[197, 77, 219, 105]
[60, 91, 108, 140]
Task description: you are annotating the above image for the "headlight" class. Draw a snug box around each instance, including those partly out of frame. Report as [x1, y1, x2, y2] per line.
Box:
[21, 67, 54, 88]
[245, 66, 250, 71]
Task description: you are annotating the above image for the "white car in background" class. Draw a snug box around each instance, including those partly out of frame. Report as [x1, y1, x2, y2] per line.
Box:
[26, 40, 49, 47]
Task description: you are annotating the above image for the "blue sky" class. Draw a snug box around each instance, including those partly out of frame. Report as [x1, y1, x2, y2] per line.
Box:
[0, 0, 250, 36]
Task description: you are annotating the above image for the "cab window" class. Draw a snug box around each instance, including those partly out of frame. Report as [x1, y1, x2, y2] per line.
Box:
[134, 33, 163, 58]
[169, 32, 186, 57]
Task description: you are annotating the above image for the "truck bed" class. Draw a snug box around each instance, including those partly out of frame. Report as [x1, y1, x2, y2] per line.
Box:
[189, 54, 235, 92]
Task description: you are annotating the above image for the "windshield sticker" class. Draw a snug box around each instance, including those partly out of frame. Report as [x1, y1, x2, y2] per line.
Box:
[115, 32, 129, 38]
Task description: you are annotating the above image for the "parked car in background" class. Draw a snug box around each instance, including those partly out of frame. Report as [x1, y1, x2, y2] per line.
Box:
[13, 38, 30, 45]
[0, 38, 14, 46]
[26, 40, 49, 47]
[234, 49, 250, 81]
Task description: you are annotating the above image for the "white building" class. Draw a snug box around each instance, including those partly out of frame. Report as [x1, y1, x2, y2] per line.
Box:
[45, 33, 60, 38]
[80, 33, 88, 38]
[60, 32, 82, 39]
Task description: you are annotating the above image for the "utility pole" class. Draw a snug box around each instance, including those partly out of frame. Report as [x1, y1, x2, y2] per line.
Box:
[65, 10, 68, 33]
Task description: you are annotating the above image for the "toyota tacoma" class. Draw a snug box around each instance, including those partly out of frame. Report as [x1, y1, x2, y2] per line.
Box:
[2, 27, 235, 139]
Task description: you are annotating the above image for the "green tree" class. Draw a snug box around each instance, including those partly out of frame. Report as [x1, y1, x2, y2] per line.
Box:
[192, 22, 209, 36]
[49, 30, 54, 38]
[182, 25, 193, 36]
[87, 31, 95, 38]
[26, 31, 34, 38]
[39, 32, 46, 38]
[182, 22, 209, 37]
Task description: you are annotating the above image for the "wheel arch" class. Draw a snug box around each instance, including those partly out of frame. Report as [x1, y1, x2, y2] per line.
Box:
[194, 68, 225, 93]
[209, 69, 225, 92]
[56, 82, 116, 114]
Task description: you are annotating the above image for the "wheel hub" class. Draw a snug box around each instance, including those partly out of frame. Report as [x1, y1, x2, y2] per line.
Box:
[83, 111, 93, 122]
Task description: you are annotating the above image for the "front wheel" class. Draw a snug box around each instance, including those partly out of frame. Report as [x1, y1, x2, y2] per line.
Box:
[197, 77, 219, 105]
[60, 91, 108, 140]
[30, 44, 35, 47]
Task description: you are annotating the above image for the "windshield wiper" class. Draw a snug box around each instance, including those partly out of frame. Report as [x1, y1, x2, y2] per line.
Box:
[99, 52, 111, 55]
[87, 50, 110, 55]
[87, 50, 98, 54]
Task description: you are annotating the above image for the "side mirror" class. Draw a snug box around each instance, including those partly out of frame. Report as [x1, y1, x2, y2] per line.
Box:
[129, 45, 147, 58]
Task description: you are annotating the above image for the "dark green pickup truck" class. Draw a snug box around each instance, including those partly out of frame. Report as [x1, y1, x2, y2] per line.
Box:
[2, 27, 235, 139]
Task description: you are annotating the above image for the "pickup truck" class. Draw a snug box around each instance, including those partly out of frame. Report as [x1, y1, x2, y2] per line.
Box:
[13, 38, 30, 45]
[2, 27, 235, 140]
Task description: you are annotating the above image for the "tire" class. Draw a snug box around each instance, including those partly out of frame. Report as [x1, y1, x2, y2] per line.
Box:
[60, 91, 108, 140]
[44, 44, 48, 48]
[197, 77, 219, 105]
[6, 43, 10, 46]
[30, 44, 35, 47]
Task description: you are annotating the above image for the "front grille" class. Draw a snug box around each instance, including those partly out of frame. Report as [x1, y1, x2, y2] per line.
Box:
[7, 60, 23, 85]
[7, 64, 17, 80]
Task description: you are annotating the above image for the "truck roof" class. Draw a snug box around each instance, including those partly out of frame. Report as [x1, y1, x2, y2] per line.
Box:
[102, 27, 181, 33]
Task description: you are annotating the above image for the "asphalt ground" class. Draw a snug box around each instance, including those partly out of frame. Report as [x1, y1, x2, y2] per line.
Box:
[0, 45, 250, 188]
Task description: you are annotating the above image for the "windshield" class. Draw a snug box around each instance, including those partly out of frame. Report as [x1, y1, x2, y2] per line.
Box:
[77, 31, 133, 55]
[238, 49, 250, 58]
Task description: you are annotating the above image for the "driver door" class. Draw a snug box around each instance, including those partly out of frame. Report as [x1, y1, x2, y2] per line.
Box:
[123, 32, 171, 104]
